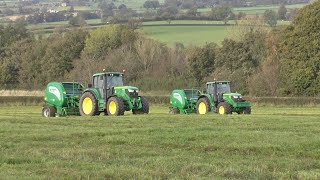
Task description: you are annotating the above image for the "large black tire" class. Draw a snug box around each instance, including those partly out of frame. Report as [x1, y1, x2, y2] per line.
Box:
[196, 97, 211, 115]
[42, 106, 56, 117]
[79, 92, 98, 116]
[217, 102, 232, 115]
[243, 107, 251, 114]
[132, 96, 149, 114]
[107, 96, 125, 116]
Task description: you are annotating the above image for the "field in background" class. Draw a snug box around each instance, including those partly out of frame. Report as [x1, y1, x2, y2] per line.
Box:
[142, 24, 228, 46]
[0, 105, 319, 179]
[197, 3, 307, 15]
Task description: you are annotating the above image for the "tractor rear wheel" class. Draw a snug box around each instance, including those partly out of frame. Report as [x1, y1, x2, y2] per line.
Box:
[217, 102, 232, 115]
[79, 92, 98, 116]
[42, 106, 56, 117]
[133, 96, 149, 114]
[107, 96, 125, 116]
[243, 107, 251, 114]
[196, 98, 210, 115]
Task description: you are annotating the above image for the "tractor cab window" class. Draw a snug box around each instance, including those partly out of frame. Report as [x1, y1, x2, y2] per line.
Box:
[217, 83, 231, 94]
[107, 74, 123, 88]
[93, 76, 104, 89]
[207, 84, 214, 94]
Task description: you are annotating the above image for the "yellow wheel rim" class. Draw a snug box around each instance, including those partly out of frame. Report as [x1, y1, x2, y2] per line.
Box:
[219, 106, 225, 114]
[83, 97, 93, 115]
[198, 102, 207, 115]
[108, 100, 117, 115]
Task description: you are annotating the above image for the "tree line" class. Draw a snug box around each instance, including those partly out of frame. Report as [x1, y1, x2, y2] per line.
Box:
[0, 1, 319, 96]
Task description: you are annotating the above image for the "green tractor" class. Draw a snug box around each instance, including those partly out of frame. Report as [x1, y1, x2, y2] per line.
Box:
[169, 81, 251, 115]
[42, 82, 84, 117]
[79, 72, 149, 116]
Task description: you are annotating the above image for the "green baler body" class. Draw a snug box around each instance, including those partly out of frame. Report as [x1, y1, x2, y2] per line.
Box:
[170, 89, 200, 114]
[44, 82, 83, 116]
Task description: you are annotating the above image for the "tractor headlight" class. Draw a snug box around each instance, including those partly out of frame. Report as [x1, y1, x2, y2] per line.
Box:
[127, 89, 139, 98]
[128, 89, 139, 93]
[232, 95, 243, 102]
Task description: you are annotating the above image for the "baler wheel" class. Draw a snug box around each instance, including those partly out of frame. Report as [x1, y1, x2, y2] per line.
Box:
[217, 102, 232, 115]
[42, 106, 56, 117]
[107, 96, 125, 116]
[79, 92, 98, 116]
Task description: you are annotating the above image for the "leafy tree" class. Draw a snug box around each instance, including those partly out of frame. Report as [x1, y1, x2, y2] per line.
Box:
[40, 30, 87, 83]
[82, 25, 137, 60]
[279, 1, 320, 95]
[164, 0, 181, 8]
[278, 4, 287, 20]
[0, 23, 30, 56]
[143, 0, 160, 9]
[186, 7, 198, 16]
[214, 32, 266, 94]
[118, 4, 127, 10]
[264, 9, 277, 27]
[69, 16, 87, 26]
[187, 43, 217, 84]
[18, 39, 48, 89]
[209, 6, 233, 24]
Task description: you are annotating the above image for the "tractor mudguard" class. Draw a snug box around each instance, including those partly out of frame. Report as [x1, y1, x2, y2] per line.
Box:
[198, 94, 215, 110]
[82, 88, 102, 100]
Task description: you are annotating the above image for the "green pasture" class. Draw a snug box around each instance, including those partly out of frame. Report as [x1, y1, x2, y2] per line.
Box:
[0, 105, 320, 179]
[198, 3, 308, 15]
[142, 24, 228, 46]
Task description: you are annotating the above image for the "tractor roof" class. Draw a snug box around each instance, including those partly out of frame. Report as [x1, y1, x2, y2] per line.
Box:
[206, 81, 230, 85]
[93, 72, 123, 77]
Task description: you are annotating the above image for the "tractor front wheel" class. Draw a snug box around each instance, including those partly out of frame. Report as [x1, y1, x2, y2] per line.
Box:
[196, 98, 210, 115]
[217, 102, 232, 115]
[79, 92, 98, 116]
[42, 106, 56, 117]
[133, 96, 149, 114]
[107, 96, 125, 116]
[243, 107, 251, 114]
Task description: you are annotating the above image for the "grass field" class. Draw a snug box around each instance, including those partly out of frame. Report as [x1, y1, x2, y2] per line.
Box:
[142, 24, 228, 46]
[1, 105, 320, 179]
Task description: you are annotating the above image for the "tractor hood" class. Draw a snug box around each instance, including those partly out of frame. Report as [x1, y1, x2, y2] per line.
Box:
[114, 86, 139, 91]
[223, 93, 242, 98]
[223, 93, 246, 102]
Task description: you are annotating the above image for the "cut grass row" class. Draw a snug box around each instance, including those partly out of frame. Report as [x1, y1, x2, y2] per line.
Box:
[0, 105, 319, 179]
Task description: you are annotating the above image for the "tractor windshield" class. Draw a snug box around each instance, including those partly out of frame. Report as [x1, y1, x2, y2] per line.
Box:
[217, 83, 231, 94]
[107, 75, 123, 88]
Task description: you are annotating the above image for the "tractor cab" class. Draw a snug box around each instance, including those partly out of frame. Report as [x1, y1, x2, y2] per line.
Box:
[91, 72, 124, 98]
[206, 81, 231, 103]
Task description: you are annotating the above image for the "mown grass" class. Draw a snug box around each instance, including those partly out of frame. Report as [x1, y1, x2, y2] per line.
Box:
[142, 24, 228, 46]
[0, 106, 320, 179]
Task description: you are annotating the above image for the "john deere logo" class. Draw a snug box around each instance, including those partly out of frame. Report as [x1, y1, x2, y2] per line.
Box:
[49, 86, 61, 101]
[173, 93, 182, 104]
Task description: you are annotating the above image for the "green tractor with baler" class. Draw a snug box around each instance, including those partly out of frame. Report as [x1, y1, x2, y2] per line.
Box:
[169, 81, 251, 115]
[42, 71, 149, 117]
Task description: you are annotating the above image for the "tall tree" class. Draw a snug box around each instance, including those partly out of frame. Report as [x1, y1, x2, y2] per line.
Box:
[278, 4, 287, 20]
[82, 25, 136, 60]
[279, 1, 320, 95]
[264, 9, 277, 27]
[187, 43, 217, 84]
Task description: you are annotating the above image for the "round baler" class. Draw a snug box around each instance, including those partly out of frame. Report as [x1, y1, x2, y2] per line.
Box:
[42, 82, 83, 117]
